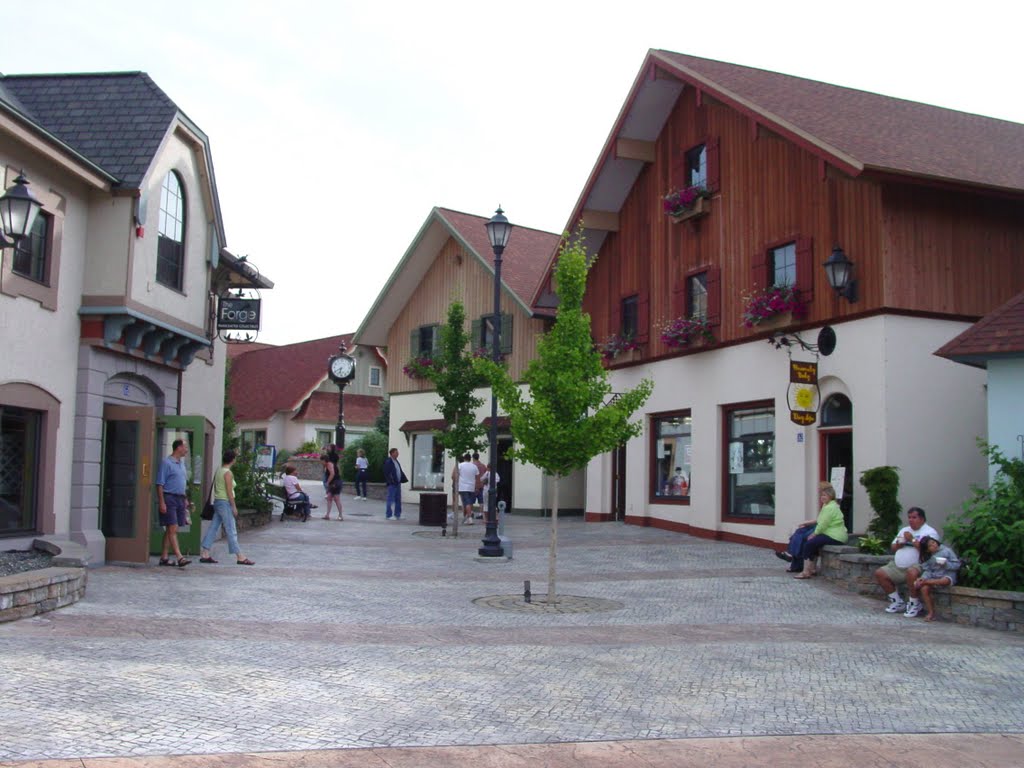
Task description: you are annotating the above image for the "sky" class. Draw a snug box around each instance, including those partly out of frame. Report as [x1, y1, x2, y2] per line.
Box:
[4, 1, 1023, 346]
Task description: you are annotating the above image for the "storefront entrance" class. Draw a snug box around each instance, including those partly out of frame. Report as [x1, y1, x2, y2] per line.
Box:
[101, 405, 155, 564]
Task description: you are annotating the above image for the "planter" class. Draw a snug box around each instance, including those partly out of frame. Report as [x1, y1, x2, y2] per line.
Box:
[669, 196, 709, 224]
[751, 311, 793, 331]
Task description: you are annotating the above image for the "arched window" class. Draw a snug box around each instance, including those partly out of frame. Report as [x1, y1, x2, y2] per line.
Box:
[156, 171, 186, 289]
[821, 394, 852, 427]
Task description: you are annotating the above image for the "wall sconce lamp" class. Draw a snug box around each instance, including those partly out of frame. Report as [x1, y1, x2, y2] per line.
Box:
[823, 245, 857, 303]
[0, 171, 44, 248]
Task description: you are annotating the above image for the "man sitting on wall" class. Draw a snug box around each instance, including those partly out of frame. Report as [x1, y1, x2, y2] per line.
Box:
[873, 506, 939, 613]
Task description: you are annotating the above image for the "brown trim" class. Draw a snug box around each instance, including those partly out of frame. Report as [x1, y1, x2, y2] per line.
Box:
[79, 296, 209, 339]
[0, 382, 60, 537]
[721, 398, 776, 525]
[649, 408, 692, 505]
[624, 514, 775, 549]
[0, 168, 65, 311]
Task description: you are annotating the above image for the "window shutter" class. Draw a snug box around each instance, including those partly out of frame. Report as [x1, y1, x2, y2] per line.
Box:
[706, 136, 721, 193]
[672, 279, 686, 317]
[410, 330, 419, 358]
[752, 251, 769, 291]
[706, 266, 722, 327]
[471, 318, 482, 350]
[431, 324, 441, 355]
[795, 236, 814, 302]
[636, 291, 650, 344]
[611, 297, 622, 337]
[500, 313, 513, 354]
[671, 147, 687, 191]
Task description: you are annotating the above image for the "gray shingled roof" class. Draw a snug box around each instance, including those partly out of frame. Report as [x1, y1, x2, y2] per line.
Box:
[0, 72, 180, 188]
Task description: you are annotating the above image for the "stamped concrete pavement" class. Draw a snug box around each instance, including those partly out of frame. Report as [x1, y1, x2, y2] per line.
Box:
[1, 495, 1022, 766]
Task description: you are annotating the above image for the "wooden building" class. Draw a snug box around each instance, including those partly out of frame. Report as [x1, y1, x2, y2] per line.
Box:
[551, 50, 1024, 545]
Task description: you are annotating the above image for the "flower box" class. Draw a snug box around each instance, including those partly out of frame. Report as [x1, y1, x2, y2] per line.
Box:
[669, 196, 709, 223]
[741, 285, 808, 329]
[754, 311, 793, 330]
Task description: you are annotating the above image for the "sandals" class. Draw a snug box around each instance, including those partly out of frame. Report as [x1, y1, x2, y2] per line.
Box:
[176, 557, 191, 568]
[199, 557, 218, 564]
[158, 558, 175, 567]
[236, 558, 255, 566]
[159, 557, 190, 567]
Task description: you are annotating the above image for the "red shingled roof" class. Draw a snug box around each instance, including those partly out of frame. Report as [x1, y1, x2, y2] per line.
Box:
[654, 50, 1024, 192]
[228, 334, 352, 420]
[226, 341, 275, 359]
[436, 208, 562, 306]
[293, 392, 383, 428]
[935, 290, 1024, 369]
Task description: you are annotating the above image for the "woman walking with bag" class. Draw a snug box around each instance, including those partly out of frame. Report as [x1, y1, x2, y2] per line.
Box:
[321, 453, 344, 520]
[199, 450, 255, 566]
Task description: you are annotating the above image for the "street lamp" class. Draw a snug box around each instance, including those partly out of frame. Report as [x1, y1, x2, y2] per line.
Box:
[0, 172, 43, 248]
[479, 206, 512, 557]
[823, 245, 858, 303]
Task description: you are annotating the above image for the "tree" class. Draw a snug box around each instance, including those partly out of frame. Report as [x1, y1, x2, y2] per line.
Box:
[426, 300, 488, 535]
[374, 396, 390, 435]
[476, 232, 653, 602]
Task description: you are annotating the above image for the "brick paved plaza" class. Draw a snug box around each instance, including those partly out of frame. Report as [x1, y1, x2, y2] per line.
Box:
[1, 497, 1022, 766]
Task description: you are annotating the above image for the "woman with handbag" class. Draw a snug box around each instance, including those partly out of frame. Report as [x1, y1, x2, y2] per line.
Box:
[199, 449, 255, 565]
[320, 453, 344, 521]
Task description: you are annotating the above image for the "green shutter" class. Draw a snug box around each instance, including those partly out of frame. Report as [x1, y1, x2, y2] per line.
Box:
[500, 313, 513, 354]
[471, 318, 482, 351]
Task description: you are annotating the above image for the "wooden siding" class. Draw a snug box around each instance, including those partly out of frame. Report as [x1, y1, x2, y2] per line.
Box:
[583, 86, 1024, 359]
[386, 237, 546, 393]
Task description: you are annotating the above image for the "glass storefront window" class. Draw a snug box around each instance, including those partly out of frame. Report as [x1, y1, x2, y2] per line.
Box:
[411, 433, 445, 489]
[725, 405, 775, 520]
[652, 412, 692, 500]
[0, 405, 41, 534]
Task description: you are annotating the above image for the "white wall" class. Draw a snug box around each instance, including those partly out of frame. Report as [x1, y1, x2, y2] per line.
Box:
[591, 314, 987, 544]
[985, 358, 1024, 484]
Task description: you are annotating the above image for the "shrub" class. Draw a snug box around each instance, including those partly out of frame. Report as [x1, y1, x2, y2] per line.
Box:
[943, 442, 1024, 591]
[856, 534, 888, 556]
[340, 431, 389, 483]
[859, 466, 901, 543]
[296, 440, 320, 455]
[231, 454, 272, 513]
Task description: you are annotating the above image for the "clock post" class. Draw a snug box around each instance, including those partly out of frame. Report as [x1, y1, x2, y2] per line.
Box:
[327, 342, 357, 451]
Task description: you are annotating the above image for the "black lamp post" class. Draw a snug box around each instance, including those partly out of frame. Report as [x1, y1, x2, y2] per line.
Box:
[0, 172, 43, 248]
[479, 206, 513, 557]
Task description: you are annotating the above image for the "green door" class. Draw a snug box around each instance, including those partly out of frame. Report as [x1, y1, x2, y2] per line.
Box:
[149, 415, 211, 556]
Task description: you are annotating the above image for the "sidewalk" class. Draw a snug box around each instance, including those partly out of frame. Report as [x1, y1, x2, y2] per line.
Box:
[1, 495, 1022, 765]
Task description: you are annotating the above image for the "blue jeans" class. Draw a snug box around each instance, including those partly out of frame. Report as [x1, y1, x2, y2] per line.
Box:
[386, 483, 402, 518]
[201, 499, 240, 555]
[355, 469, 368, 497]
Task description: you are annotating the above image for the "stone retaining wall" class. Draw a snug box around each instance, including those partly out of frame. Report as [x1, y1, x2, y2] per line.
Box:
[0, 567, 88, 623]
[820, 546, 1024, 633]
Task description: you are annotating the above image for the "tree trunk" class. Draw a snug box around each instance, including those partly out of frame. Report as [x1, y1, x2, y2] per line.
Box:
[547, 475, 559, 604]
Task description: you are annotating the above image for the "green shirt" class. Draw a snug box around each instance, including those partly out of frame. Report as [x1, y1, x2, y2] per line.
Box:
[813, 500, 848, 543]
[214, 466, 232, 501]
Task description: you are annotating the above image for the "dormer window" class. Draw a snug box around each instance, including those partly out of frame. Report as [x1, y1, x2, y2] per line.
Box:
[156, 171, 186, 290]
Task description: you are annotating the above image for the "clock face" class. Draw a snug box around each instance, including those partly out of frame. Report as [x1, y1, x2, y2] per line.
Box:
[331, 355, 354, 379]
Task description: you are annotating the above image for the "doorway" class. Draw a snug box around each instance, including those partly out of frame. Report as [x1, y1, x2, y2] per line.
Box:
[101, 405, 155, 564]
[819, 394, 853, 532]
[496, 437, 513, 512]
[611, 444, 626, 521]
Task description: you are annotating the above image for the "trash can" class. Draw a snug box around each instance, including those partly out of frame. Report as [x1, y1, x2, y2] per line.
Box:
[418, 492, 448, 527]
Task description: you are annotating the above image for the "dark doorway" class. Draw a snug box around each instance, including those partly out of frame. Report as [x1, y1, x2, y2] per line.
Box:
[497, 437, 513, 512]
[102, 405, 154, 564]
[612, 444, 626, 521]
[820, 394, 854, 532]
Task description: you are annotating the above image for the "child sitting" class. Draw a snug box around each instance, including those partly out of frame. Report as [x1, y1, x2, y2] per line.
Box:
[903, 535, 961, 621]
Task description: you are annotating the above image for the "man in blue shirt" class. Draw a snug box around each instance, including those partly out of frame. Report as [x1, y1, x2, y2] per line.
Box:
[155, 438, 191, 567]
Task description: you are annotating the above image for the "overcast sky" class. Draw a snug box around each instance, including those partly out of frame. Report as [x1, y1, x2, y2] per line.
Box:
[5, 1, 1022, 346]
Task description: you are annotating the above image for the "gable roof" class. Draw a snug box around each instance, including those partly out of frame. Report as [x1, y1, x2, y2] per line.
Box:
[292, 392, 382, 428]
[653, 51, 1024, 192]
[1, 72, 186, 188]
[546, 49, 1024, 307]
[228, 333, 353, 420]
[353, 207, 560, 347]
[935, 290, 1024, 369]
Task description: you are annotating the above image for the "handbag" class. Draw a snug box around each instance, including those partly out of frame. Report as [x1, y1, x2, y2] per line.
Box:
[200, 482, 215, 521]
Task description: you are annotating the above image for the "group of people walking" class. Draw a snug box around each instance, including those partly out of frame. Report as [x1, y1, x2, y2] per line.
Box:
[777, 481, 961, 621]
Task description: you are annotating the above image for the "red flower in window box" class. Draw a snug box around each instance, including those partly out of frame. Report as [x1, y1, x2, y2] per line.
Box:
[741, 285, 808, 328]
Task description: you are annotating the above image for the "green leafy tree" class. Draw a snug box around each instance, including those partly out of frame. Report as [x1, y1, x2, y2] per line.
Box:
[944, 442, 1024, 590]
[426, 300, 488, 535]
[340, 431, 389, 483]
[476, 232, 653, 602]
[374, 396, 390, 435]
[859, 466, 901, 542]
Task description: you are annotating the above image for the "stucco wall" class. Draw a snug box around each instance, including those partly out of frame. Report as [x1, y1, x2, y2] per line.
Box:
[986, 358, 1024, 483]
[593, 314, 986, 544]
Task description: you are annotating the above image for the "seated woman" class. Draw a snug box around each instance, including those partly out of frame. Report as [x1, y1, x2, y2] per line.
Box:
[282, 464, 312, 520]
[903, 535, 961, 620]
[794, 481, 848, 579]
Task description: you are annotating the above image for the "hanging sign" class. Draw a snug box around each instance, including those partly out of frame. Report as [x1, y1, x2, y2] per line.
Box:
[217, 297, 261, 331]
[787, 359, 820, 426]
